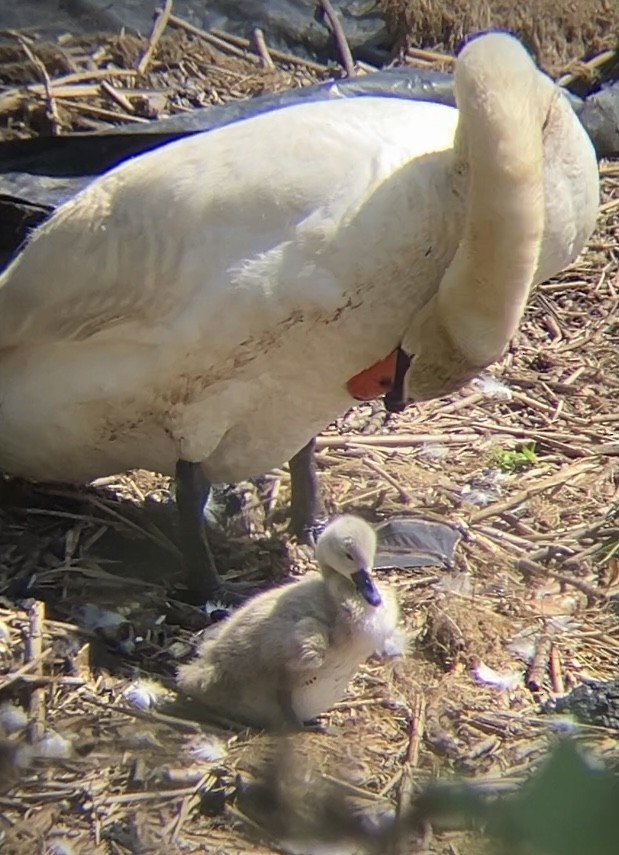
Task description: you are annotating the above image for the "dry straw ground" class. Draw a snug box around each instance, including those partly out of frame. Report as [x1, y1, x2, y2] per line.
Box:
[0, 7, 617, 855]
[381, 0, 619, 71]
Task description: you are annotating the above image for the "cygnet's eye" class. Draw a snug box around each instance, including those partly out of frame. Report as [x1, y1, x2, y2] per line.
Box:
[344, 551, 354, 561]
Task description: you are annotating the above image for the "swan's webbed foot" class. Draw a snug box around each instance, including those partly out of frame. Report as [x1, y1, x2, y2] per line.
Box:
[288, 438, 326, 546]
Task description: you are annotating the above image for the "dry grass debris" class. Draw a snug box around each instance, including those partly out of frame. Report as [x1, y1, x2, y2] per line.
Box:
[381, 0, 619, 73]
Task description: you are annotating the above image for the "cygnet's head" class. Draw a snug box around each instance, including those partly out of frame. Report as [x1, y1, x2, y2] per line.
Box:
[315, 515, 381, 607]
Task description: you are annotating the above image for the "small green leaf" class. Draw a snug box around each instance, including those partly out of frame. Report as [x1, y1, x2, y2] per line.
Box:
[495, 442, 538, 473]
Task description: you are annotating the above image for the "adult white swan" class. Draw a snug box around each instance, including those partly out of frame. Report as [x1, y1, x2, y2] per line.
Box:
[0, 32, 599, 601]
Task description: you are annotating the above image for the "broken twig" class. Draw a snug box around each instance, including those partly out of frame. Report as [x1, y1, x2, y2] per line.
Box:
[136, 0, 175, 75]
[252, 27, 275, 70]
[318, 0, 356, 77]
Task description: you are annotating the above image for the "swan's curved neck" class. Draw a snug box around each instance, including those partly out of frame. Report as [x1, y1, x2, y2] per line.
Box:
[437, 37, 551, 366]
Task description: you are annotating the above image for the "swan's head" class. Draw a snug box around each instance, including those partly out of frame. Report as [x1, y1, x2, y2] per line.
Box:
[315, 515, 381, 606]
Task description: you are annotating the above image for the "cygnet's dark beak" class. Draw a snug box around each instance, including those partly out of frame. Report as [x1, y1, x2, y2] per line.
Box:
[351, 569, 382, 607]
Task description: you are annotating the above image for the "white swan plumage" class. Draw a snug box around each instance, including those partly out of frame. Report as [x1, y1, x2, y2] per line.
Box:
[0, 33, 598, 519]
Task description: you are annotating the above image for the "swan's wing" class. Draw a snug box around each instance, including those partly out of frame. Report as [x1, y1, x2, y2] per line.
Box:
[0, 97, 456, 353]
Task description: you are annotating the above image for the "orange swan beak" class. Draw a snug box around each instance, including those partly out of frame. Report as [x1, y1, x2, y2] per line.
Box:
[346, 350, 399, 401]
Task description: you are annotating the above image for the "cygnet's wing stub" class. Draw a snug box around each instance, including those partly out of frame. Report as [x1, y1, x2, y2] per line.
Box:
[286, 618, 330, 672]
[374, 517, 462, 569]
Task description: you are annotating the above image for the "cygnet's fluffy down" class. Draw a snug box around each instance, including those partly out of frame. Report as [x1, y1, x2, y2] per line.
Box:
[177, 515, 400, 729]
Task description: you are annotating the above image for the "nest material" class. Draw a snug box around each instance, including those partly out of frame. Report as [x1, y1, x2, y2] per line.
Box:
[0, 11, 617, 855]
[381, 0, 619, 73]
[0, 28, 330, 141]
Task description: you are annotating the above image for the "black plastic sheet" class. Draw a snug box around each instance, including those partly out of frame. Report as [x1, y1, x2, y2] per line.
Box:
[0, 0, 391, 65]
[1, 65, 613, 211]
[578, 80, 619, 160]
[374, 517, 462, 570]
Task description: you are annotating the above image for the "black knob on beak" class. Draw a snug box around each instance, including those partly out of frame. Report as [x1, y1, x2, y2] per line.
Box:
[384, 348, 411, 413]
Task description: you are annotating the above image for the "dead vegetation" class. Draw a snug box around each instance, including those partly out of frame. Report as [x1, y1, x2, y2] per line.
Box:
[0, 26, 329, 141]
[0, 7, 618, 855]
[381, 0, 619, 73]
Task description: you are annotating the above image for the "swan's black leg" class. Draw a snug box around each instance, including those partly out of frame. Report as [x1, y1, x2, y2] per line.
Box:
[288, 438, 327, 546]
[175, 460, 254, 605]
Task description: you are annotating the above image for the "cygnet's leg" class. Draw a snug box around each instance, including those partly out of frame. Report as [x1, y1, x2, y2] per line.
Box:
[288, 438, 326, 546]
[175, 460, 255, 605]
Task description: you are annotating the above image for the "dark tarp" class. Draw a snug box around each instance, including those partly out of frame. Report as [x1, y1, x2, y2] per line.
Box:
[0, 0, 392, 65]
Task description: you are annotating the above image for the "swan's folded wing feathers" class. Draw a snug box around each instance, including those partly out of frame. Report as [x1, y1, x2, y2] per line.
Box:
[0, 98, 406, 351]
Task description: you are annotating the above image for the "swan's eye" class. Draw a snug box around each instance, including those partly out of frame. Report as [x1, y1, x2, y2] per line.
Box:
[344, 551, 353, 561]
